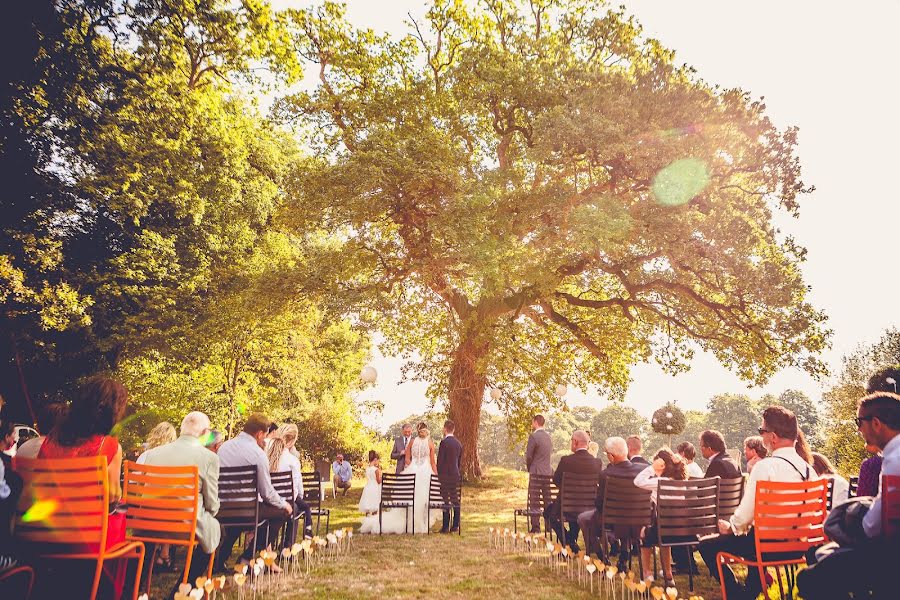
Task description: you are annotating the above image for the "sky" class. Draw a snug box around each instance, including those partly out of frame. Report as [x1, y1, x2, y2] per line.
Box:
[271, 1, 900, 430]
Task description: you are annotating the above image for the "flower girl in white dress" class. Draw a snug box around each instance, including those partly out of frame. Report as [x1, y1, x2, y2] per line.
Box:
[358, 450, 382, 515]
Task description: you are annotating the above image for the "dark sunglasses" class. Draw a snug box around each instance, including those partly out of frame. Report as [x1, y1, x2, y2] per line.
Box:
[854, 415, 875, 428]
[757, 427, 771, 435]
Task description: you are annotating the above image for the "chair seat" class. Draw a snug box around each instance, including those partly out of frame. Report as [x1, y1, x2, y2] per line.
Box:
[717, 550, 806, 568]
[514, 508, 543, 516]
[429, 502, 459, 509]
[382, 501, 412, 508]
[42, 540, 145, 561]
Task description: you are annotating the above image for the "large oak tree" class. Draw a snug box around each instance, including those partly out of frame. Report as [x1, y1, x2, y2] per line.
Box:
[279, 0, 829, 478]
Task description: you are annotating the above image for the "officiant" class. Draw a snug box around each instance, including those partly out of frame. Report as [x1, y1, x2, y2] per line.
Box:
[391, 423, 413, 473]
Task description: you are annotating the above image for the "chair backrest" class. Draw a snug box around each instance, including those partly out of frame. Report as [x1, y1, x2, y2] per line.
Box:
[560, 472, 599, 516]
[656, 477, 720, 542]
[270, 470, 295, 504]
[13, 456, 110, 551]
[753, 479, 827, 562]
[824, 477, 835, 511]
[600, 475, 653, 528]
[717, 476, 745, 520]
[882, 474, 900, 540]
[314, 460, 331, 481]
[428, 475, 461, 505]
[526, 474, 556, 511]
[217, 466, 260, 526]
[848, 476, 859, 498]
[300, 471, 323, 509]
[380, 473, 416, 505]
[122, 461, 199, 546]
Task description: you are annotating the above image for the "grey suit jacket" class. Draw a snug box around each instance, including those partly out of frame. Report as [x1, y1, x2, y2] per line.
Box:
[391, 435, 411, 473]
[141, 434, 221, 554]
[525, 429, 553, 476]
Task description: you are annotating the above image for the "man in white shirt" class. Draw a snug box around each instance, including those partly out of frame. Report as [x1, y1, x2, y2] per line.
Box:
[215, 413, 292, 571]
[698, 406, 815, 600]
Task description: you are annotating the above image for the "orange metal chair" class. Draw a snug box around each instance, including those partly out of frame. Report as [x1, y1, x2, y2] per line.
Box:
[123, 461, 214, 592]
[13, 456, 145, 600]
[716, 478, 827, 600]
[0, 565, 35, 599]
[882, 474, 900, 540]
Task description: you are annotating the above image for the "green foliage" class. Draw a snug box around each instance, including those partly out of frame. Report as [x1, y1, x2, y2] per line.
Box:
[705, 393, 761, 453]
[651, 402, 686, 436]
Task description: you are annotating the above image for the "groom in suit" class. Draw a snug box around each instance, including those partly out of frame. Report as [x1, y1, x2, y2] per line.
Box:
[391, 423, 413, 473]
[437, 419, 463, 533]
[525, 414, 553, 533]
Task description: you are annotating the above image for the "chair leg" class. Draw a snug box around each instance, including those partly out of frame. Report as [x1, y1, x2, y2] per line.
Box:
[207, 553, 214, 579]
[325, 512, 330, 535]
[89, 558, 104, 600]
[514, 512, 517, 534]
[131, 544, 146, 600]
[759, 565, 772, 600]
[687, 546, 695, 592]
[184, 544, 195, 585]
[379, 509, 383, 536]
[775, 565, 786, 600]
[144, 544, 158, 593]
[716, 555, 729, 600]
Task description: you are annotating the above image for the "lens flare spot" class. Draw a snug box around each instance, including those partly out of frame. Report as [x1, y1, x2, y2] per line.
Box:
[22, 499, 58, 523]
[236, 402, 247, 415]
[199, 431, 213, 446]
[652, 158, 709, 206]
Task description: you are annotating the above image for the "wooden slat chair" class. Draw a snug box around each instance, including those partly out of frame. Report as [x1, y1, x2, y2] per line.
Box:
[716, 478, 827, 600]
[558, 472, 599, 550]
[0, 565, 35, 599]
[599, 476, 653, 574]
[427, 475, 462, 535]
[513, 474, 556, 536]
[848, 476, 859, 498]
[717, 476, 745, 521]
[882, 474, 900, 540]
[13, 456, 145, 600]
[824, 477, 836, 511]
[271, 470, 301, 545]
[379, 473, 416, 535]
[123, 461, 213, 592]
[217, 466, 265, 566]
[656, 477, 720, 592]
[300, 471, 330, 536]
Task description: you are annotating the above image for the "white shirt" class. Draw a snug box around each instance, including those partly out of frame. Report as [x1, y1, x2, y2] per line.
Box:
[829, 474, 850, 508]
[686, 461, 704, 479]
[862, 433, 900, 538]
[730, 446, 816, 535]
[0, 459, 10, 500]
[277, 448, 304, 499]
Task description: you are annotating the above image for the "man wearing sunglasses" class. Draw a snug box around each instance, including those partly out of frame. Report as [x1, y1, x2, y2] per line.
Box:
[698, 405, 815, 600]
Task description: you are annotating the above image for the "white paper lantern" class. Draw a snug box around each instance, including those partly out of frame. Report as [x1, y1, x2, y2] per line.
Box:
[554, 384, 568, 398]
[490, 388, 502, 400]
[360, 366, 378, 383]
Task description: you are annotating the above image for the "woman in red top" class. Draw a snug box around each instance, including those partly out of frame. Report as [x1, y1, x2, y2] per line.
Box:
[37, 375, 128, 598]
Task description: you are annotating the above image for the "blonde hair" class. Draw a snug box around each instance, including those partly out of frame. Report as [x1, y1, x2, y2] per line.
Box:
[145, 421, 176, 450]
[266, 424, 299, 472]
[587, 441, 600, 458]
[417, 422, 429, 438]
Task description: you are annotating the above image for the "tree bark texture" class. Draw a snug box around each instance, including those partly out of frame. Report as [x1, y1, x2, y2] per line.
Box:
[447, 335, 489, 480]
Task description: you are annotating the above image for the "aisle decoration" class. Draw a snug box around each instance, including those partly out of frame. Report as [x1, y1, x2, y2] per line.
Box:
[651, 402, 686, 446]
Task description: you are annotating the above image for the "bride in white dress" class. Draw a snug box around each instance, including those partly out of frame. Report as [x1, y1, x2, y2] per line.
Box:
[359, 422, 439, 534]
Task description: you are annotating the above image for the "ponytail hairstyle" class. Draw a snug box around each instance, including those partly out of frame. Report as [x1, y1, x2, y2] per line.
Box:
[416, 422, 430, 438]
[655, 447, 688, 480]
[266, 424, 298, 473]
[368, 450, 379, 462]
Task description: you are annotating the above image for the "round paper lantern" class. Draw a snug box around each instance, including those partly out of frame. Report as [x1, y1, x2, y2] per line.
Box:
[554, 384, 568, 398]
[651, 402, 685, 437]
[490, 388, 502, 400]
[360, 366, 378, 383]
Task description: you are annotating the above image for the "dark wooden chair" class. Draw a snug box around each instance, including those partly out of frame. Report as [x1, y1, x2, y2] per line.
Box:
[271, 470, 302, 545]
[656, 477, 720, 592]
[300, 471, 330, 536]
[217, 466, 265, 566]
[379, 473, 416, 535]
[427, 475, 462, 535]
[558, 472, 599, 550]
[717, 476, 745, 520]
[848, 476, 859, 499]
[513, 474, 556, 536]
[882, 474, 900, 540]
[824, 477, 836, 511]
[599, 476, 653, 575]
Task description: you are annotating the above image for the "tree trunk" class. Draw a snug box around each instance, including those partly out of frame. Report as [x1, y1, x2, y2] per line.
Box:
[447, 335, 489, 480]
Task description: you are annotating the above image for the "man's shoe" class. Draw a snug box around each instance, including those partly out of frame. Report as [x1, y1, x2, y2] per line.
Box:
[449, 527, 459, 533]
[439, 528, 449, 534]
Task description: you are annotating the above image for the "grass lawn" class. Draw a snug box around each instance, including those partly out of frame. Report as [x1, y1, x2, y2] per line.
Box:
[151, 467, 732, 599]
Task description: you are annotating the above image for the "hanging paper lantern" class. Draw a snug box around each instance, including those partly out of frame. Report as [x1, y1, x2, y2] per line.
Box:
[651, 402, 685, 436]
[360, 366, 378, 383]
[490, 388, 502, 400]
[554, 384, 568, 398]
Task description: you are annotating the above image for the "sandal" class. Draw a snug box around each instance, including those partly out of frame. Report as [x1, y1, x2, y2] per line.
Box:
[155, 555, 177, 573]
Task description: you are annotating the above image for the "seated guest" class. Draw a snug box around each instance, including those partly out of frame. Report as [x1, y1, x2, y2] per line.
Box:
[626, 435, 649, 465]
[216, 414, 292, 572]
[676, 442, 704, 479]
[811, 452, 850, 507]
[699, 430, 741, 479]
[36, 376, 129, 597]
[136, 421, 177, 464]
[742, 435, 767, 473]
[577, 436, 647, 562]
[856, 443, 883, 496]
[205, 430, 224, 454]
[138, 412, 221, 596]
[634, 448, 687, 586]
[332, 454, 352, 496]
[0, 422, 16, 467]
[0, 421, 23, 572]
[797, 392, 900, 599]
[698, 406, 816, 600]
[15, 401, 68, 460]
[544, 430, 602, 553]
[265, 424, 313, 541]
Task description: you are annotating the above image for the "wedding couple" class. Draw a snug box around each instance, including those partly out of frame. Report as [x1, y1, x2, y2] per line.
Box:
[359, 420, 462, 534]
